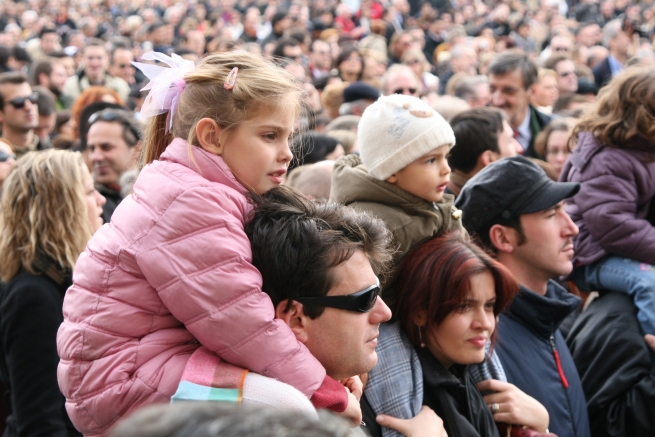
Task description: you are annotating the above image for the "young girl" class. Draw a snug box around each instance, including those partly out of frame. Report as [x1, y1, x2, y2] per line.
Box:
[561, 67, 655, 337]
[57, 51, 353, 437]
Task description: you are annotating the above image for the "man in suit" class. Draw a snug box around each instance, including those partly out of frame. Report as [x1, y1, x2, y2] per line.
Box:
[488, 51, 551, 159]
[593, 19, 632, 88]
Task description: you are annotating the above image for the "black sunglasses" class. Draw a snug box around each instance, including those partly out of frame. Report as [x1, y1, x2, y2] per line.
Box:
[88, 110, 141, 142]
[0, 149, 16, 163]
[393, 87, 418, 95]
[295, 279, 381, 313]
[4, 92, 39, 109]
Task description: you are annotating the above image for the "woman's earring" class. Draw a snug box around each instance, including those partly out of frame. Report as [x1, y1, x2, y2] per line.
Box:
[418, 327, 425, 348]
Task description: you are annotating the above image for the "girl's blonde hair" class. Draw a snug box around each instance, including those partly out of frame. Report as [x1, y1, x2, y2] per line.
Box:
[0, 150, 94, 282]
[572, 67, 655, 149]
[141, 50, 304, 167]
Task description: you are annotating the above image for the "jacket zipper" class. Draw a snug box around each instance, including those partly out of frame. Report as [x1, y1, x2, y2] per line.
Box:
[550, 335, 569, 389]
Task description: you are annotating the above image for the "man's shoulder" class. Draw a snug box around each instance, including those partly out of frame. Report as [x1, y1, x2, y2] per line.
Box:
[530, 105, 552, 128]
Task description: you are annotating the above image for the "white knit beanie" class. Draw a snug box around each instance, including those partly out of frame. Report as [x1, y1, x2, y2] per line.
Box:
[358, 94, 456, 180]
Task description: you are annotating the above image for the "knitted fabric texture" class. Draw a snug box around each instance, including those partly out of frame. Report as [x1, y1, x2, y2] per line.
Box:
[358, 94, 456, 181]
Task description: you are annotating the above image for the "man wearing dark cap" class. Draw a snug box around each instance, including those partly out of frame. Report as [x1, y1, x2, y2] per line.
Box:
[339, 81, 380, 116]
[456, 156, 591, 437]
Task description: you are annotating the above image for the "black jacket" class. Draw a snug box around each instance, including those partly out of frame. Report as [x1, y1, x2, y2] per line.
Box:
[97, 183, 123, 223]
[419, 349, 499, 437]
[495, 281, 590, 437]
[567, 292, 655, 437]
[0, 269, 81, 437]
[526, 105, 551, 159]
[592, 57, 612, 89]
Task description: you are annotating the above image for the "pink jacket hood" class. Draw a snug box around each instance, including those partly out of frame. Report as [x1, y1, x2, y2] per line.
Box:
[57, 138, 326, 436]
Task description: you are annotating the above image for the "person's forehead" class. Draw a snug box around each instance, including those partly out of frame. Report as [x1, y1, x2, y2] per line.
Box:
[391, 70, 419, 85]
[489, 69, 524, 87]
[87, 120, 127, 141]
[0, 82, 32, 100]
[327, 250, 377, 297]
[85, 46, 107, 57]
[113, 49, 134, 62]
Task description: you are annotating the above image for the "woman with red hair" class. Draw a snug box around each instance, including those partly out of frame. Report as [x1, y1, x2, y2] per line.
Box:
[363, 231, 550, 437]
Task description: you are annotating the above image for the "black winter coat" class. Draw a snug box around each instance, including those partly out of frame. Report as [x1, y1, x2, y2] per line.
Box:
[567, 292, 655, 437]
[0, 270, 81, 437]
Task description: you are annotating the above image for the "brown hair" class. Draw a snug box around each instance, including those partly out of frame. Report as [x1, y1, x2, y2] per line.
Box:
[141, 50, 304, 168]
[534, 118, 575, 158]
[572, 67, 655, 149]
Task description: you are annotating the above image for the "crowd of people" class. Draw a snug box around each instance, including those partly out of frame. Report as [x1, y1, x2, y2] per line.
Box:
[0, 0, 654, 436]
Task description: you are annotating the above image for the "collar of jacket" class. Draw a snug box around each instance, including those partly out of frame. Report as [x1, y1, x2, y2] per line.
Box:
[31, 250, 72, 289]
[331, 154, 454, 215]
[159, 137, 248, 195]
[503, 280, 580, 338]
[417, 346, 468, 388]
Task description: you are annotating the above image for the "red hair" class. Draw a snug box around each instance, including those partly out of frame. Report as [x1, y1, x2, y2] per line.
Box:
[395, 231, 518, 349]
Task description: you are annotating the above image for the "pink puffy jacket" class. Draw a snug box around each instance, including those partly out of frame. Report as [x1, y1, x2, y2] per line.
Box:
[57, 139, 341, 436]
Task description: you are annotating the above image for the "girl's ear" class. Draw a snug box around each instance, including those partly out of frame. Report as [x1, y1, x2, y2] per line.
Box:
[196, 118, 223, 155]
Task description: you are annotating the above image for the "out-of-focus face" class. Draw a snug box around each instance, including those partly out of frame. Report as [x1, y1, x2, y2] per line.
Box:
[35, 112, 56, 141]
[47, 62, 68, 95]
[496, 120, 522, 158]
[385, 70, 420, 96]
[489, 69, 530, 128]
[40, 32, 60, 55]
[297, 250, 392, 380]
[468, 82, 490, 107]
[451, 46, 478, 74]
[310, 40, 332, 71]
[554, 60, 578, 93]
[550, 36, 572, 55]
[545, 130, 571, 177]
[0, 82, 38, 133]
[109, 48, 135, 84]
[532, 75, 559, 108]
[59, 56, 76, 77]
[425, 271, 496, 369]
[83, 45, 108, 82]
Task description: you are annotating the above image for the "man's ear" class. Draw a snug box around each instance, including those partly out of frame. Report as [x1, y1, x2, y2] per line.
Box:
[528, 82, 538, 98]
[195, 117, 223, 155]
[489, 223, 516, 253]
[130, 141, 142, 165]
[478, 150, 496, 167]
[275, 300, 310, 344]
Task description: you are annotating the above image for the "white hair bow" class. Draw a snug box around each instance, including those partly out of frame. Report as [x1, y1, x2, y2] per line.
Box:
[132, 51, 196, 134]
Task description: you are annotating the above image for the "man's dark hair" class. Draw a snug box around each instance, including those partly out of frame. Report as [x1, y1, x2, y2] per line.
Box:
[32, 86, 56, 116]
[86, 108, 142, 148]
[273, 37, 300, 60]
[245, 186, 393, 319]
[448, 107, 505, 173]
[39, 27, 58, 39]
[31, 57, 58, 86]
[0, 71, 30, 107]
[487, 50, 538, 89]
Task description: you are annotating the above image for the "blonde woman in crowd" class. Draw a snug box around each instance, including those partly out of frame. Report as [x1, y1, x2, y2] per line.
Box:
[0, 149, 105, 437]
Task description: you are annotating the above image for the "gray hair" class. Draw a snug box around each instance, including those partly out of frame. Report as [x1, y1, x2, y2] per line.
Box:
[487, 50, 538, 89]
[602, 19, 622, 47]
[453, 75, 488, 101]
[109, 402, 359, 437]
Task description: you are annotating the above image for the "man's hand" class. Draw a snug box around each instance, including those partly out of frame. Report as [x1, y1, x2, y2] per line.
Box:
[477, 379, 549, 433]
[645, 334, 655, 352]
[338, 388, 362, 426]
[376, 406, 448, 437]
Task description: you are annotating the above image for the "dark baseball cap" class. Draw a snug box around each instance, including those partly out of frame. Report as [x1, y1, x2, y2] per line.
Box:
[343, 81, 380, 103]
[455, 155, 580, 236]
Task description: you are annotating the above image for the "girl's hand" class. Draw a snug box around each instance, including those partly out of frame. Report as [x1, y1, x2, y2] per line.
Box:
[477, 379, 549, 433]
[340, 376, 363, 401]
[376, 406, 448, 437]
[339, 388, 363, 427]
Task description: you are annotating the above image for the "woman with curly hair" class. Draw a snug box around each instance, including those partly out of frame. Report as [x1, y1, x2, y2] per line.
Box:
[561, 67, 655, 337]
[0, 150, 105, 437]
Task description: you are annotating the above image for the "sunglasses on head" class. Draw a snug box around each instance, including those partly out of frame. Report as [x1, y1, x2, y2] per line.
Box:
[4, 92, 39, 109]
[0, 149, 16, 163]
[88, 110, 141, 142]
[393, 87, 418, 95]
[295, 279, 380, 313]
